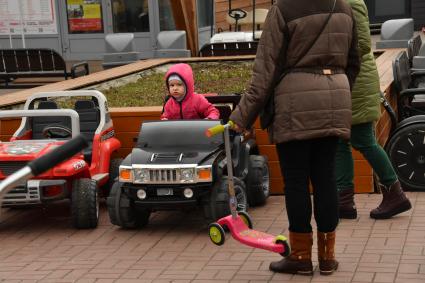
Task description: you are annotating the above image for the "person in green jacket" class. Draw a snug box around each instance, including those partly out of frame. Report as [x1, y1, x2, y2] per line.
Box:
[336, 0, 412, 219]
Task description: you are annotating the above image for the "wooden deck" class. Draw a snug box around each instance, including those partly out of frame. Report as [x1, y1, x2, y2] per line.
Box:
[0, 50, 405, 194]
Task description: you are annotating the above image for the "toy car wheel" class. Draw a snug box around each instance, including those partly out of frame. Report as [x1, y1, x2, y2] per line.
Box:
[107, 181, 151, 229]
[207, 176, 248, 221]
[102, 158, 123, 197]
[238, 211, 253, 229]
[246, 155, 270, 206]
[208, 223, 225, 246]
[385, 121, 425, 190]
[71, 178, 99, 229]
[275, 236, 291, 257]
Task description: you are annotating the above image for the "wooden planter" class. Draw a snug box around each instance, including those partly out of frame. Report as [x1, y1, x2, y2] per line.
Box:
[0, 49, 403, 194]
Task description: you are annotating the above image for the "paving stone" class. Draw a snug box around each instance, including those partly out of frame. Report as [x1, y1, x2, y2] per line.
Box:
[0, 194, 421, 282]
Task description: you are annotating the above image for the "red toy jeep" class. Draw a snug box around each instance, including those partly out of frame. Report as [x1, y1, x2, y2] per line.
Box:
[0, 90, 121, 228]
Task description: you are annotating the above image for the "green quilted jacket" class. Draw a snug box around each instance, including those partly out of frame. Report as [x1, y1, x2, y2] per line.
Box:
[347, 0, 381, 124]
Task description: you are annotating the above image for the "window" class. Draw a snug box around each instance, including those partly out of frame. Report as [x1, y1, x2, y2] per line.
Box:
[375, 0, 407, 17]
[159, 0, 176, 31]
[197, 0, 213, 28]
[112, 0, 150, 32]
[365, 0, 411, 24]
[66, 0, 104, 34]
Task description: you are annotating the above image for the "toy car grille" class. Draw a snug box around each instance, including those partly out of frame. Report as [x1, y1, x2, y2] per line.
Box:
[0, 161, 28, 176]
[2, 185, 41, 205]
[149, 169, 179, 183]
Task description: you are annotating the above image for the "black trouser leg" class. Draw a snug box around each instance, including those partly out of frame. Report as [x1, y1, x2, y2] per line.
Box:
[277, 137, 339, 233]
[276, 140, 312, 233]
[310, 137, 339, 232]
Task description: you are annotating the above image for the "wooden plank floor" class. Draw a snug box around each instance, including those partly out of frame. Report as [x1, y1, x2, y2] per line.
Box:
[375, 48, 404, 93]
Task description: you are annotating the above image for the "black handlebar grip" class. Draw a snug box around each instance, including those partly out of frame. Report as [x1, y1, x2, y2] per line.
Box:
[28, 135, 88, 176]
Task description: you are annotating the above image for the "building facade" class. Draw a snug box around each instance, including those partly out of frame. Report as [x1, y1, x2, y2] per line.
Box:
[0, 0, 213, 60]
[0, 0, 424, 61]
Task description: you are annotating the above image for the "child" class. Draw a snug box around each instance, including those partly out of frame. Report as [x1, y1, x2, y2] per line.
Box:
[161, 63, 220, 120]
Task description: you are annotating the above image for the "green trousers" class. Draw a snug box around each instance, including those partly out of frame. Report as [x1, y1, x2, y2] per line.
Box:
[335, 122, 398, 191]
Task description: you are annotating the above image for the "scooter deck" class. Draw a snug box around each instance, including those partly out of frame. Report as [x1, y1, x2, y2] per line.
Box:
[217, 215, 287, 254]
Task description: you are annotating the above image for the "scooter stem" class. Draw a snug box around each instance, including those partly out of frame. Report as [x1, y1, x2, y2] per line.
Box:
[223, 125, 237, 219]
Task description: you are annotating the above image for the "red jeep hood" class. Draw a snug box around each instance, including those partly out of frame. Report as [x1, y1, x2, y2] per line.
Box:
[0, 141, 65, 161]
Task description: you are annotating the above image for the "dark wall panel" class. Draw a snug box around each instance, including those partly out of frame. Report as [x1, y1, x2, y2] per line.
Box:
[412, 0, 425, 29]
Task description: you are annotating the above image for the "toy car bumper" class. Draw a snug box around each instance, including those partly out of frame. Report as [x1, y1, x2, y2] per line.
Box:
[123, 183, 211, 210]
[1, 179, 67, 206]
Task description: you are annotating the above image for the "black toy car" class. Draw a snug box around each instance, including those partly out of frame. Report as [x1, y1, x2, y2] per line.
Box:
[107, 95, 270, 228]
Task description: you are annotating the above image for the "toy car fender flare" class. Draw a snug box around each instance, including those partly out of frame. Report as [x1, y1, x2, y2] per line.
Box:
[236, 139, 257, 179]
[98, 137, 121, 172]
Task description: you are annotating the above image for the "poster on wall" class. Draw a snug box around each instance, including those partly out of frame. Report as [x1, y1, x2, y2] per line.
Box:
[0, 0, 58, 35]
[67, 0, 103, 33]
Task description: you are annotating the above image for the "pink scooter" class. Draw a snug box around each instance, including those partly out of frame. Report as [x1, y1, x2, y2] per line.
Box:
[206, 122, 290, 256]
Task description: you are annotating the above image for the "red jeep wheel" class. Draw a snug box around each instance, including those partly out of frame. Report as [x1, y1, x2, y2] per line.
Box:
[71, 178, 99, 229]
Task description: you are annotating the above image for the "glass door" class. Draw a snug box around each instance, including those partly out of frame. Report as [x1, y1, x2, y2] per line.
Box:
[111, 0, 149, 33]
[59, 0, 108, 60]
[107, 0, 156, 58]
[59, 0, 156, 60]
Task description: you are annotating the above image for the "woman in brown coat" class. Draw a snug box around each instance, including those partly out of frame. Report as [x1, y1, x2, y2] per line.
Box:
[229, 0, 360, 276]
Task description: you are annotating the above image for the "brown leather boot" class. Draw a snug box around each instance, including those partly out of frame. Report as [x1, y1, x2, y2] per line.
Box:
[269, 232, 313, 275]
[317, 231, 338, 275]
[338, 188, 357, 219]
[370, 180, 412, 219]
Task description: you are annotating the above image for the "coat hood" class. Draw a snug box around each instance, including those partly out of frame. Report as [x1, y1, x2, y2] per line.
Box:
[165, 63, 195, 100]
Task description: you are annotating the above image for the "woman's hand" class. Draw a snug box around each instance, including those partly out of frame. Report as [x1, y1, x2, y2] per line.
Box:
[232, 123, 244, 133]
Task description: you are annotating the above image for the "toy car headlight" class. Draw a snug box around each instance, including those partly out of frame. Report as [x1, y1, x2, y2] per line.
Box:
[119, 166, 133, 182]
[133, 168, 150, 183]
[197, 167, 212, 182]
[180, 168, 194, 181]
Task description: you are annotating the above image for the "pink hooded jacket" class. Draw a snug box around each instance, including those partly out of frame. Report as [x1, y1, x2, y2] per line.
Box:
[161, 63, 220, 120]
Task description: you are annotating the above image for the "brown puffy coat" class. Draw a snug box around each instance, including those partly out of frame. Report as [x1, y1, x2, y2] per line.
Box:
[229, 0, 360, 143]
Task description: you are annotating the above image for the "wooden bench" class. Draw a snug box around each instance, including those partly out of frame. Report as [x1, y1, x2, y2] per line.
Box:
[0, 48, 89, 87]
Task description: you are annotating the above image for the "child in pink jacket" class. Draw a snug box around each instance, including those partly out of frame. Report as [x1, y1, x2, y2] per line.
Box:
[161, 63, 220, 120]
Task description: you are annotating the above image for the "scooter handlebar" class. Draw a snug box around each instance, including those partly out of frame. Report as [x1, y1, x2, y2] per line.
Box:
[28, 135, 88, 176]
[205, 121, 234, 137]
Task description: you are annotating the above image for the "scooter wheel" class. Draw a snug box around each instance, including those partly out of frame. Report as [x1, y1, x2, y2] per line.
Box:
[275, 235, 291, 257]
[208, 223, 225, 246]
[238, 211, 253, 229]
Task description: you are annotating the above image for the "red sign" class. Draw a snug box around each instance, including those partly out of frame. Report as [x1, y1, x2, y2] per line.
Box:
[69, 18, 102, 32]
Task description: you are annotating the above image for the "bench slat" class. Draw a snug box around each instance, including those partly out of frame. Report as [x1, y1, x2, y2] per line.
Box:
[0, 51, 4, 73]
[15, 50, 30, 72]
[3, 50, 18, 73]
[39, 49, 54, 71]
[52, 52, 66, 71]
[27, 50, 42, 71]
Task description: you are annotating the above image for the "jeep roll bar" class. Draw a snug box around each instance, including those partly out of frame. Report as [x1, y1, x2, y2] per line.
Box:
[0, 109, 81, 138]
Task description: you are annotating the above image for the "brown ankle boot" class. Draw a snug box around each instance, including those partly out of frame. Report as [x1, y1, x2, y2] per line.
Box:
[370, 180, 412, 219]
[338, 188, 357, 219]
[317, 231, 338, 275]
[269, 232, 313, 275]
